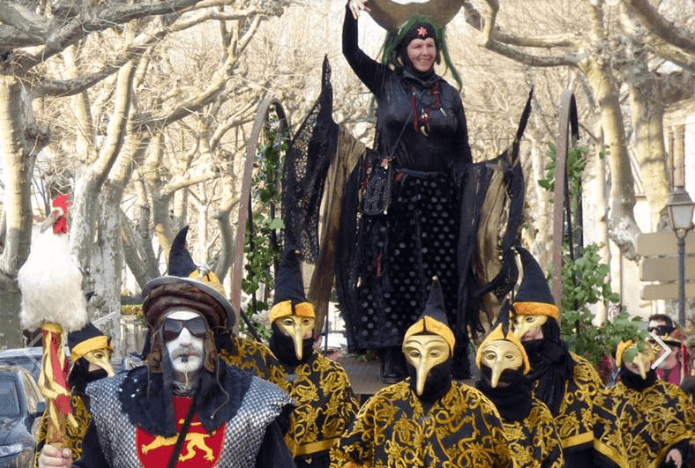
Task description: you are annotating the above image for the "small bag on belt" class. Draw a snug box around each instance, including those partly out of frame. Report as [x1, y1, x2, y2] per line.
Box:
[360, 153, 394, 216]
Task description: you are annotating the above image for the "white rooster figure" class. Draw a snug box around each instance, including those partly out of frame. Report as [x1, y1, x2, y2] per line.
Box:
[18, 194, 88, 332]
[17, 194, 89, 444]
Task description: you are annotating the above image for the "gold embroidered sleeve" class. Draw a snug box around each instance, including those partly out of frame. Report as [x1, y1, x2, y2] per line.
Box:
[220, 336, 287, 386]
[330, 388, 386, 468]
[33, 394, 92, 467]
[554, 354, 603, 451]
[613, 381, 695, 468]
[503, 398, 563, 468]
[284, 355, 359, 458]
[591, 386, 628, 468]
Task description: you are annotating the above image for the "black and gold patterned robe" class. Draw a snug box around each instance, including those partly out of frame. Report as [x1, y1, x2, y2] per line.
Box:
[275, 351, 359, 467]
[33, 392, 92, 467]
[502, 397, 564, 468]
[220, 335, 286, 386]
[330, 380, 512, 468]
[541, 353, 626, 467]
[612, 379, 695, 468]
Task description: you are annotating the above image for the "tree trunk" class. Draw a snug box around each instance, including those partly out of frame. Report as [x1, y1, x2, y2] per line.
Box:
[91, 186, 125, 357]
[581, 58, 641, 260]
[593, 127, 609, 326]
[628, 85, 670, 226]
[0, 76, 40, 347]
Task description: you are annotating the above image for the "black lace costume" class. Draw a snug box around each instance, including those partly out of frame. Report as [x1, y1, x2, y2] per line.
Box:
[339, 5, 469, 354]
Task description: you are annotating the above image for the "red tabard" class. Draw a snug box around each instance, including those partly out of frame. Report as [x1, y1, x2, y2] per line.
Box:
[136, 396, 226, 467]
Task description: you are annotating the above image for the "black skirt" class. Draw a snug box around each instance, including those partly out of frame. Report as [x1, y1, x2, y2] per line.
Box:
[342, 168, 460, 351]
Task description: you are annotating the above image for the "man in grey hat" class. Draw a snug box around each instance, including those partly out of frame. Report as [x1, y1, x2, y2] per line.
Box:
[39, 227, 296, 468]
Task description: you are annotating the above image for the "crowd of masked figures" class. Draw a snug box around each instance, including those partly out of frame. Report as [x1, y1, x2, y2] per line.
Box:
[28, 3, 695, 465]
[30, 235, 695, 468]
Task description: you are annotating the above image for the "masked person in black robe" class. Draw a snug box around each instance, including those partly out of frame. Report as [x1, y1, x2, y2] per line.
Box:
[611, 339, 695, 468]
[268, 245, 360, 468]
[475, 302, 564, 468]
[330, 278, 513, 468]
[511, 246, 626, 468]
[38, 226, 296, 468]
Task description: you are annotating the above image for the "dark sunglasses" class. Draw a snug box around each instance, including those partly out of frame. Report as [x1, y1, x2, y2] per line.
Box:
[162, 316, 208, 342]
[647, 325, 675, 336]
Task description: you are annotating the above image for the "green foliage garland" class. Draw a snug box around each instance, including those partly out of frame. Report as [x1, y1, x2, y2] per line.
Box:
[240, 107, 287, 341]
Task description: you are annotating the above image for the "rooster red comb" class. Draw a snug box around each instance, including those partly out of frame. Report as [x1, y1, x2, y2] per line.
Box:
[53, 194, 70, 211]
[52, 194, 70, 234]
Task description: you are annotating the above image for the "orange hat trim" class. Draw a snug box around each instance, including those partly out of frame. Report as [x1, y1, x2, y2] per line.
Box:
[513, 301, 559, 320]
[404, 316, 455, 352]
[71, 335, 112, 362]
[269, 300, 315, 323]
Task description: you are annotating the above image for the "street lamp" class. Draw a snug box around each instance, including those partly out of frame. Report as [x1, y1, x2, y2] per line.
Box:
[666, 186, 695, 327]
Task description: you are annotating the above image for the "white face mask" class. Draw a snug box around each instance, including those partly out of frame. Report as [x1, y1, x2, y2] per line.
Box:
[163, 310, 206, 377]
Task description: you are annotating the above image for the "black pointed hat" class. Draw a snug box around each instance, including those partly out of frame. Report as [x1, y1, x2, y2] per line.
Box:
[68, 322, 112, 363]
[141, 226, 235, 330]
[513, 247, 559, 319]
[404, 277, 455, 352]
[168, 225, 198, 276]
[269, 244, 314, 323]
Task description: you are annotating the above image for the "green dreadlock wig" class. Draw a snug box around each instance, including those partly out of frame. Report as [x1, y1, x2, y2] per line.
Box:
[381, 14, 462, 90]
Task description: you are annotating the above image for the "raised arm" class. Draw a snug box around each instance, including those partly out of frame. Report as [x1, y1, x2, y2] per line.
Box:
[342, 0, 389, 97]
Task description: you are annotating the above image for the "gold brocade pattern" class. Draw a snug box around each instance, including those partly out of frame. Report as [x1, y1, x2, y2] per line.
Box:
[533, 353, 627, 467]
[330, 381, 513, 468]
[275, 352, 359, 458]
[545, 353, 599, 449]
[220, 336, 285, 387]
[611, 380, 695, 468]
[503, 398, 563, 468]
[33, 394, 92, 467]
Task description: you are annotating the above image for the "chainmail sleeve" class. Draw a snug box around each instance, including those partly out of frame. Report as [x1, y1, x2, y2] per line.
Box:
[282, 55, 339, 263]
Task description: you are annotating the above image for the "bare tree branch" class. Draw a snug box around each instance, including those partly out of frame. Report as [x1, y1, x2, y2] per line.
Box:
[622, 0, 695, 53]
[8, 0, 207, 73]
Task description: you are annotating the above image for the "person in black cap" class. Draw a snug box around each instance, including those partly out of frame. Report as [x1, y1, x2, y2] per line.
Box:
[38, 226, 296, 468]
[475, 302, 564, 468]
[611, 339, 695, 468]
[267, 245, 359, 468]
[510, 246, 625, 468]
[34, 321, 115, 467]
[331, 277, 512, 468]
